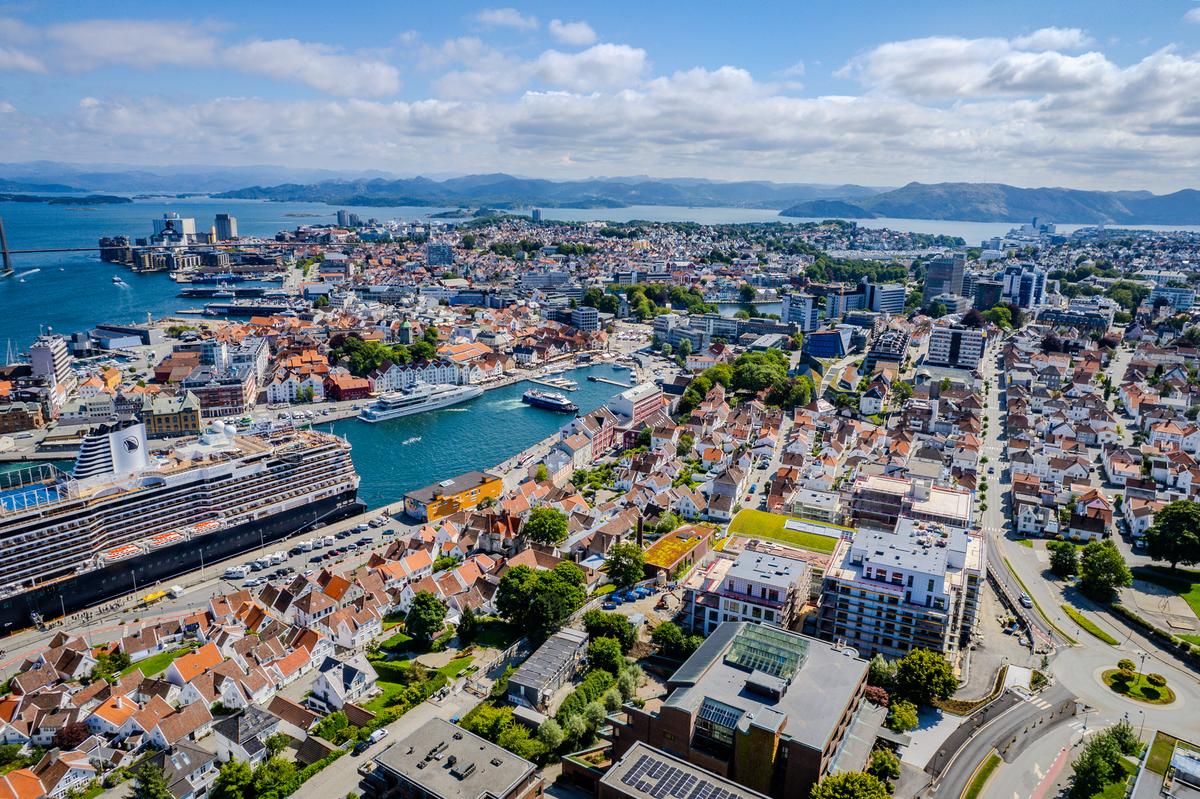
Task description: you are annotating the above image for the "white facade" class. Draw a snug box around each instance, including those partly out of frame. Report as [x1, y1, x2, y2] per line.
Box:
[926, 325, 984, 370]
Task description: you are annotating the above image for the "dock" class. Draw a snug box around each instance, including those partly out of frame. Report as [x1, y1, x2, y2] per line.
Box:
[528, 378, 578, 392]
[588, 376, 632, 388]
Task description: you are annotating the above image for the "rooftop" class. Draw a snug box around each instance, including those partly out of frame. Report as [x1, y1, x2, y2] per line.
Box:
[601, 741, 769, 799]
[373, 718, 537, 799]
[509, 628, 587, 693]
[406, 470, 501, 504]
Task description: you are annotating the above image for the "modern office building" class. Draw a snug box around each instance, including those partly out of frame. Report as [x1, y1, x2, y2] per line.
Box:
[1150, 285, 1196, 312]
[782, 294, 819, 332]
[571, 305, 601, 332]
[862, 329, 909, 372]
[818, 516, 985, 661]
[30, 335, 77, 394]
[214, 213, 238, 241]
[972, 279, 1004, 311]
[336, 210, 350, 227]
[682, 548, 809, 635]
[611, 623, 869, 799]
[1000, 264, 1047, 309]
[864, 281, 906, 315]
[151, 212, 198, 246]
[803, 328, 852, 359]
[922, 254, 965, 304]
[926, 324, 985, 370]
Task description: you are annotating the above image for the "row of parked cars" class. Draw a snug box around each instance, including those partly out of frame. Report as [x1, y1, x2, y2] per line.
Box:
[601, 585, 657, 610]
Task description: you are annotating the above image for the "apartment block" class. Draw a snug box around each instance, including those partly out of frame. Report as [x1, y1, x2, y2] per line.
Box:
[682, 548, 808, 635]
[926, 324, 985, 370]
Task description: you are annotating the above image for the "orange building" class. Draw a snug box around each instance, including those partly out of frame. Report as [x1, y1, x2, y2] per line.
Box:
[404, 470, 503, 522]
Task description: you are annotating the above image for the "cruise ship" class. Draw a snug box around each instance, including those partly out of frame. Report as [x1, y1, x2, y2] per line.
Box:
[357, 382, 484, 422]
[0, 421, 362, 633]
[522, 389, 578, 413]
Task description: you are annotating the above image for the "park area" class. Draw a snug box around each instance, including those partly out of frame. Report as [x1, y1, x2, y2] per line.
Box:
[728, 509, 844, 554]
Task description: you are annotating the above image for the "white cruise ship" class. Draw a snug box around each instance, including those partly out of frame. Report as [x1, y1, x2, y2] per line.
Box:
[0, 421, 361, 632]
[357, 382, 484, 422]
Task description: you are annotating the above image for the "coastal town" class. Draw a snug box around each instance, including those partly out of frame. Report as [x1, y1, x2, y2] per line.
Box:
[1, 205, 1200, 799]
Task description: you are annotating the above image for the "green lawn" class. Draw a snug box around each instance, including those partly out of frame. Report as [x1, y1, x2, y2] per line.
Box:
[382, 611, 406, 631]
[1102, 670, 1176, 705]
[378, 629, 414, 652]
[1146, 731, 1180, 775]
[438, 655, 474, 679]
[1092, 758, 1137, 799]
[1132, 566, 1200, 620]
[962, 753, 1001, 799]
[1017, 538, 1034, 548]
[122, 644, 196, 677]
[1061, 605, 1119, 645]
[474, 619, 519, 650]
[728, 509, 842, 554]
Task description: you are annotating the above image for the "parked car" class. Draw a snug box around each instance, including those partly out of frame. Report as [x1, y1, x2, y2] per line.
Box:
[602, 602, 617, 611]
[368, 729, 388, 744]
[309, 555, 324, 563]
[352, 741, 370, 756]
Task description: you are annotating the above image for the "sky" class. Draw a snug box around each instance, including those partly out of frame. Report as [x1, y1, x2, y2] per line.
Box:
[2, 0, 1200, 192]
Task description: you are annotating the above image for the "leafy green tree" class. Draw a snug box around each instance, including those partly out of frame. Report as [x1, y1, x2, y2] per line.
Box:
[867, 654, 897, 690]
[1070, 729, 1122, 797]
[535, 463, 549, 482]
[810, 771, 890, 799]
[457, 606, 479, 645]
[1144, 500, 1200, 569]
[459, 233, 476, 250]
[522, 507, 568, 545]
[264, 732, 291, 759]
[406, 591, 447, 643]
[886, 699, 919, 732]
[495, 564, 538, 622]
[252, 757, 296, 799]
[605, 542, 645, 588]
[537, 718, 565, 751]
[893, 648, 957, 705]
[131, 764, 173, 799]
[1048, 541, 1079, 578]
[583, 610, 636, 652]
[212, 760, 254, 799]
[1079, 539, 1133, 599]
[866, 748, 901, 784]
[588, 637, 624, 676]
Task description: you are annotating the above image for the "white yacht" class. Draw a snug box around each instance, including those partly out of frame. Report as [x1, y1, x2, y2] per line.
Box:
[357, 382, 484, 422]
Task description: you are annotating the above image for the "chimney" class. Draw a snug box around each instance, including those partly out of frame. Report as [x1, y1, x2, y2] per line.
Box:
[636, 516, 644, 548]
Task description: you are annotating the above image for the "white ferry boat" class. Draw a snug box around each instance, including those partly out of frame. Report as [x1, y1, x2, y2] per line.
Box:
[357, 382, 484, 422]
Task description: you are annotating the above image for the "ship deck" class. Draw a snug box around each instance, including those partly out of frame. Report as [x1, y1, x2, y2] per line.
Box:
[0, 482, 63, 512]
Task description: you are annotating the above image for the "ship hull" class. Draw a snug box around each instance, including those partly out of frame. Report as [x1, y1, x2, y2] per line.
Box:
[0, 490, 363, 636]
[522, 395, 578, 413]
[358, 387, 484, 422]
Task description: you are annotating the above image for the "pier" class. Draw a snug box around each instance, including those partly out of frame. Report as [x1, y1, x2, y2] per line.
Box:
[587, 375, 632, 388]
[528, 378, 578, 392]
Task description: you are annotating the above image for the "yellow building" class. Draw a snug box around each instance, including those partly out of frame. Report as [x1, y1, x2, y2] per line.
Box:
[404, 470, 503, 521]
[143, 391, 203, 438]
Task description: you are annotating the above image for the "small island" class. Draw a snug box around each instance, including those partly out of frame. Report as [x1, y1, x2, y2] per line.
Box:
[0, 193, 133, 205]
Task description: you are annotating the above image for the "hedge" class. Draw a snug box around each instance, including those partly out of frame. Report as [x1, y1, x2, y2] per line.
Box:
[556, 669, 615, 723]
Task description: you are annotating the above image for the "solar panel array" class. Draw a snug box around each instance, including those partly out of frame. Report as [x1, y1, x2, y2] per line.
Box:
[697, 698, 743, 730]
[620, 753, 746, 799]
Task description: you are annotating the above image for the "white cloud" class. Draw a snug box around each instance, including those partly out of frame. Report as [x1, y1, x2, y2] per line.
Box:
[1186, 7, 1200, 23]
[0, 16, 38, 44]
[223, 39, 400, 97]
[548, 19, 596, 47]
[474, 8, 538, 30]
[46, 19, 217, 69]
[0, 44, 43, 72]
[535, 43, 646, 90]
[0, 100, 15, 113]
[1012, 27, 1094, 51]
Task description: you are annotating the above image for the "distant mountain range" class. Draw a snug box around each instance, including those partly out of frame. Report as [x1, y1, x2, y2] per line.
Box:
[780, 182, 1200, 225]
[1, 162, 1197, 225]
[213, 173, 883, 210]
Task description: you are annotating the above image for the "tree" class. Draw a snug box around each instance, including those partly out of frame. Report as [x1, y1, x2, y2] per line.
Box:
[583, 610, 636, 652]
[891, 381, 914, 403]
[661, 342, 673, 358]
[265, 732, 291, 759]
[1144, 500, 1200, 569]
[677, 338, 693, 358]
[252, 757, 297, 799]
[810, 771, 890, 799]
[927, 301, 948, 319]
[867, 653, 897, 690]
[1079, 539, 1133, 599]
[588, 636, 625, 676]
[522, 507, 568, 545]
[866, 748, 901, 784]
[984, 305, 1013, 329]
[406, 591, 447, 643]
[537, 719, 565, 751]
[459, 233, 476, 250]
[457, 606, 479, 645]
[52, 721, 90, 749]
[739, 283, 757, 303]
[605, 542, 645, 588]
[650, 621, 701, 659]
[1048, 541, 1079, 578]
[212, 761, 254, 799]
[961, 308, 986, 328]
[1070, 729, 1123, 798]
[886, 699, 919, 732]
[534, 462, 549, 482]
[893, 648, 957, 705]
[131, 764, 173, 799]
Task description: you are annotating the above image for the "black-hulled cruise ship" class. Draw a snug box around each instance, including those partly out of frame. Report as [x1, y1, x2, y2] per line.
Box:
[0, 421, 362, 633]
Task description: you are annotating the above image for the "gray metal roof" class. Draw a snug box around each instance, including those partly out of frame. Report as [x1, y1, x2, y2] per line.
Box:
[508, 627, 588, 692]
[373, 718, 536, 799]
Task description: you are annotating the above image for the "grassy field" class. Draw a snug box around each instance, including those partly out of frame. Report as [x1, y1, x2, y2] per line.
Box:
[962, 753, 1001, 799]
[1146, 731, 1180, 775]
[378, 629, 414, 652]
[728, 509, 842, 554]
[1061, 605, 1119, 645]
[1132, 565, 1200, 620]
[438, 655, 475, 679]
[121, 644, 196, 677]
[1093, 758, 1137, 799]
[1102, 670, 1176, 705]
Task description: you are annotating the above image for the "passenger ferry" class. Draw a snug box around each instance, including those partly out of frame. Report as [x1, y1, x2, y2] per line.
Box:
[522, 389, 579, 413]
[357, 382, 484, 422]
[0, 421, 361, 633]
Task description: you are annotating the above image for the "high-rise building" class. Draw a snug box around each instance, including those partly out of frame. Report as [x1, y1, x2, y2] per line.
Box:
[150, 212, 197, 246]
[336, 209, 350, 227]
[926, 323, 985, 369]
[30, 335, 77, 393]
[922, 254, 965, 304]
[1000, 264, 1046, 309]
[426, 243, 454, 267]
[782, 294, 819, 332]
[570, 305, 600, 332]
[863, 280, 906, 315]
[214, 213, 238, 241]
[531, 208, 542, 222]
[973, 279, 1004, 311]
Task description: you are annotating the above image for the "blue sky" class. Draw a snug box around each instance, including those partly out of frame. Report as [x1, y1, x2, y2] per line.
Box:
[3, 0, 1200, 190]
